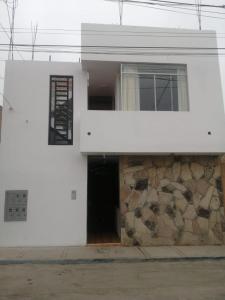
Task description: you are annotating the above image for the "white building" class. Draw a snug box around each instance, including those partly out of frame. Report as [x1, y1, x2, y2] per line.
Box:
[0, 23, 225, 247]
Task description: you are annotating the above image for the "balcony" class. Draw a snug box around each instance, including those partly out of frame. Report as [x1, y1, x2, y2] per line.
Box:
[80, 110, 225, 154]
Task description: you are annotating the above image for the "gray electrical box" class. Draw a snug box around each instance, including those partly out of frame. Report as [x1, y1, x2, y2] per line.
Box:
[4, 190, 28, 222]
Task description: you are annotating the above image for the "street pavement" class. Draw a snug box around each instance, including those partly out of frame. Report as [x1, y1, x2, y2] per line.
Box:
[0, 260, 225, 300]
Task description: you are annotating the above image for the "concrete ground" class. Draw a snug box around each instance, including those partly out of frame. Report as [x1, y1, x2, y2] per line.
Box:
[0, 245, 225, 263]
[0, 260, 225, 300]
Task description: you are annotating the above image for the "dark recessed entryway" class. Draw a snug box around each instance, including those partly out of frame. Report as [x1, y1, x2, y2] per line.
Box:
[87, 156, 120, 244]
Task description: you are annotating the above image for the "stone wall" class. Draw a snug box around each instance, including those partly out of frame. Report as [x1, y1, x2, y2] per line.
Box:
[120, 156, 225, 246]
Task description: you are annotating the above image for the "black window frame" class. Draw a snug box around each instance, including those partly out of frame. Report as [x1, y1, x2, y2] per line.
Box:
[48, 75, 74, 145]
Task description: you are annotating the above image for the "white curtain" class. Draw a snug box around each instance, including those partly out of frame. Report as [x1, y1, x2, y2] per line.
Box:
[177, 67, 188, 111]
[121, 65, 140, 111]
[115, 75, 121, 111]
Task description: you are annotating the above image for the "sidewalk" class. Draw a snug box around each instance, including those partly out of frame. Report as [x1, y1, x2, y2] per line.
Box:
[0, 245, 225, 264]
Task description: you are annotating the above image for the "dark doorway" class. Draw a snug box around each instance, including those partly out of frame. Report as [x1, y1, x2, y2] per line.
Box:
[88, 96, 114, 110]
[87, 156, 120, 244]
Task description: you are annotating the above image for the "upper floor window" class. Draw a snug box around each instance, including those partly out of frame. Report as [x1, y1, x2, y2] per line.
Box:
[120, 64, 189, 111]
[49, 76, 73, 145]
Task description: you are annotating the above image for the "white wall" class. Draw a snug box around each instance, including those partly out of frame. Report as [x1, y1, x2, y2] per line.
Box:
[80, 24, 225, 154]
[0, 61, 88, 246]
[80, 111, 225, 154]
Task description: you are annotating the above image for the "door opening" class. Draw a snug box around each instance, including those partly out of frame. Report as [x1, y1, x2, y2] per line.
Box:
[87, 156, 120, 244]
[88, 96, 114, 110]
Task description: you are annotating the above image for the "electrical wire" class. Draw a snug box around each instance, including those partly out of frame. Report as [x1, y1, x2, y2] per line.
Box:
[120, 0, 225, 19]
[0, 43, 223, 50]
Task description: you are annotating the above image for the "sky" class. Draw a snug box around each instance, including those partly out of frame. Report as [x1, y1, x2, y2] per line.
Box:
[0, 0, 225, 105]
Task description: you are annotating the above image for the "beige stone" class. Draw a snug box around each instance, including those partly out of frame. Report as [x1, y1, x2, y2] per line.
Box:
[220, 207, 225, 217]
[146, 188, 158, 203]
[158, 192, 173, 203]
[123, 165, 143, 174]
[208, 230, 222, 245]
[205, 166, 214, 180]
[178, 232, 200, 245]
[141, 207, 155, 223]
[120, 202, 128, 216]
[169, 182, 186, 193]
[164, 168, 174, 181]
[209, 178, 216, 186]
[209, 211, 217, 229]
[133, 232, 152, 246]
[184, 219, 193, 232]
[184, 180, 197, 194]
[183, 205, 197, 220]
[157, 167, 166, 180]
[174, 193, 188, 213]
[173, 190, 185, 200]
[174, 210, 184, 229]
[120, 185, 131, 202]
[121, 228, 133, 246]
[210, 196, 220, 211]
[125, 212, 135, 231]
[213, 188, 219, 197]
[157, 214, 178, 239]
[160, 179, 170, 187]
[159, 192, 174, 214]
[143, 159, 153, 169]
[213, 165, 221, 179]
[199, 186, 214, 210]
[148, 167, 158, 188]
[127, 190, 142, 211]
[196, 179, 210, 195]
[154, 156, 173, 168]
[135, 218, 150, 235]
[197, 217, 209, 233]
[124, 173, 135, 187]
[193, 192, 202, 210]
[133, 169, 148, 180]
[165, 184, 176, 192]
[181, 164, 192, 181]
[190, 162, 204, 180]
[192, 219, 201, 235]
[216, 211, 222, 224]
[172, 162, 181, 181]
[139, 190, 148, 205]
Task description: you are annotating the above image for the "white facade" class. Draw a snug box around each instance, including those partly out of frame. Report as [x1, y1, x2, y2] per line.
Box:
[0, 61, 88, 246]
[0, 24, 225, 246]
[81, 23, 225, 154]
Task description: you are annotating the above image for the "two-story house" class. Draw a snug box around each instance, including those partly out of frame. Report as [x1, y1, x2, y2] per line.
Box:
[0, 23, 225, 247]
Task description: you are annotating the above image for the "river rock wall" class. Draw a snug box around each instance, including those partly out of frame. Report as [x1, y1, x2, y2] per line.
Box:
[120, 156, 225, 246]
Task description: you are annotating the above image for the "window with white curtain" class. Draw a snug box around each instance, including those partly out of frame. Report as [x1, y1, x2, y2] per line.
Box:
[120, 64, 189, 111]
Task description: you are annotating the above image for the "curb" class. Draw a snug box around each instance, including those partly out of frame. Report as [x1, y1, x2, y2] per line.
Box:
[0, 256, 225, 265]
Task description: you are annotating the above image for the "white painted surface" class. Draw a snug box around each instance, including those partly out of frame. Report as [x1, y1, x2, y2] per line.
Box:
[80, 23, 225, 154]
[80, 111, 225, 154]
[0, 61, 88, 246]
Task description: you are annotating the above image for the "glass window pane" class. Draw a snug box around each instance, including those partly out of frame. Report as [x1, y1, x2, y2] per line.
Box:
[172, 75, 178, 111]
[139, 75, 155, 111]
[156, 75, 172, 111]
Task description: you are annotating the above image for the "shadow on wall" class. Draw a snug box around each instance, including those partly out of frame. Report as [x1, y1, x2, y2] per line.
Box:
[120, 156, 225, 246]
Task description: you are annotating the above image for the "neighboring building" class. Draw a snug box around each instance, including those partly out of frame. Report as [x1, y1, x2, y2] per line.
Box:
[0, 105, 2, 142]
[0, 23, 225, 247]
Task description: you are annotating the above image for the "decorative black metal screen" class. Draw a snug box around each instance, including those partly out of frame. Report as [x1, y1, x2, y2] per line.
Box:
[49, 76, 73, 145]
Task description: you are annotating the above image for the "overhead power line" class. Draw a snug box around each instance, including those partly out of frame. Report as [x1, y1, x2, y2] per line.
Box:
[0, 43, 223, 57]
[0, 43, 224, 50]
[1, 27, 225, 34]
[127, 0, 225, 8]
[0, 49, 224, 57]
[114, 0, 225, 19]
